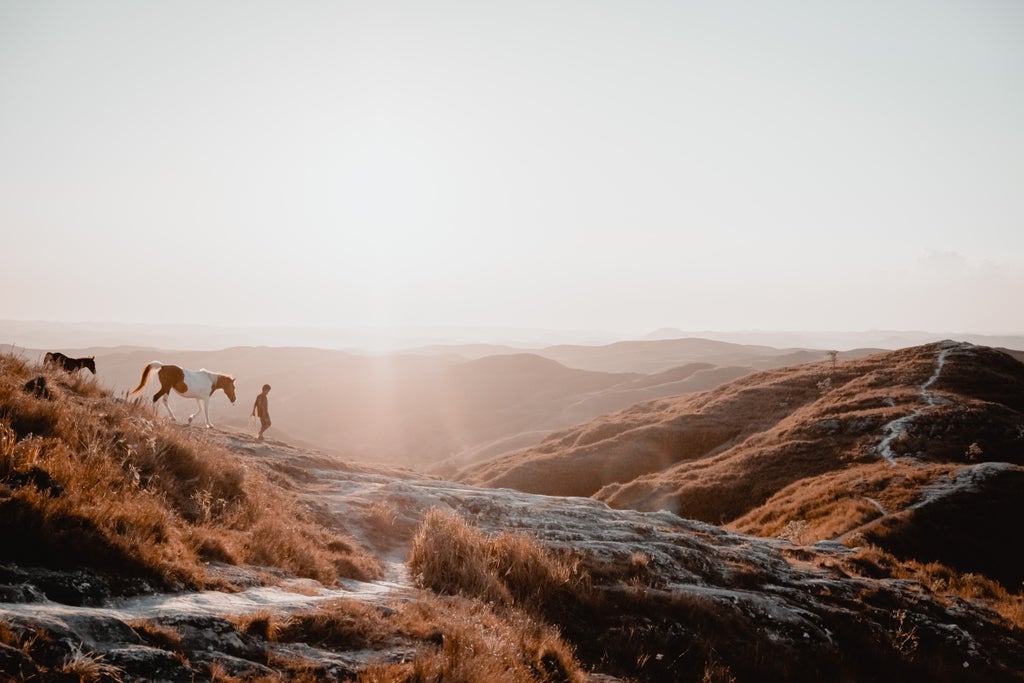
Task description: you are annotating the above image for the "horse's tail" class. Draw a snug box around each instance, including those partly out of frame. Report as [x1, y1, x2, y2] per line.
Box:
[129, 361, 162, 395]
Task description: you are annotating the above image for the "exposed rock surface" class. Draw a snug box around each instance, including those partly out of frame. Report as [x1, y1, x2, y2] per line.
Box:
[0, 433, 1021, 681]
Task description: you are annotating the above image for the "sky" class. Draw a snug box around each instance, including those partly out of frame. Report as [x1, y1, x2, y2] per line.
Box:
[2, 1, 1023, 338]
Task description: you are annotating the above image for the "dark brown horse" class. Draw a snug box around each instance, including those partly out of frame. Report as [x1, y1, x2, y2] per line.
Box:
[44, 352, 96, 374]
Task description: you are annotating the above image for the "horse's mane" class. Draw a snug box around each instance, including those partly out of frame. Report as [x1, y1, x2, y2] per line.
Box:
[211, 373, 234, 388]
[200, 369, 233, 380]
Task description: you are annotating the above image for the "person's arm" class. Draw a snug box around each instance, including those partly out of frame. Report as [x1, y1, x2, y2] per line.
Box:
[252, 397, 258, 416]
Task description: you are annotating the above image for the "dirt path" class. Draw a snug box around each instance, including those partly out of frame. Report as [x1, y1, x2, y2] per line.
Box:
[875, 341, 963, 464]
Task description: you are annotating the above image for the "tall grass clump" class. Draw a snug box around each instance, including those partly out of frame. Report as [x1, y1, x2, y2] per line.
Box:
[402, 511, 590, 682]
[843, 544, 1024, 629]
[408, 508, 590, 612]
[235, 598, 390, 649]
[360, 596, 584, 683]
[231, 595, 584, 683]
[0, 353, 378, 592]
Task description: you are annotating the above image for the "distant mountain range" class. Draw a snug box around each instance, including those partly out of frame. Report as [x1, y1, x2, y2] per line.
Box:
[4, 318, 1022, 354]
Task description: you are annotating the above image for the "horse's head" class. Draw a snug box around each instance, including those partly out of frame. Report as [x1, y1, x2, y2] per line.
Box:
[84, 357, 96, 374]
[222, 376, 237, 404]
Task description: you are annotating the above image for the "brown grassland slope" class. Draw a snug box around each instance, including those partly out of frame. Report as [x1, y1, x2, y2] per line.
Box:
[404, 505, 1024, 683]
[462, 341, 1024, 587]
[1, 349, 1024, 682]
[0, 352, 379, 596]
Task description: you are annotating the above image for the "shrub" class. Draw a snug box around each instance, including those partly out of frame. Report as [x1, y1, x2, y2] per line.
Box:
[237, 598, 390, 650]
[361, 596, 584, 683]
[408, 508, 589, 611]
[59, 646, 125, 683]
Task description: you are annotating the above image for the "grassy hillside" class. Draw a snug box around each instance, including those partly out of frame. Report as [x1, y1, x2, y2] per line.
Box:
[0, 353, 379, 596]
[462, 341, 1024, 588]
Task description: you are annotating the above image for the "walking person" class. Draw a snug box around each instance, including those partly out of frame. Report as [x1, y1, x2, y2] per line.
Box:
[252, 384, 271, 440]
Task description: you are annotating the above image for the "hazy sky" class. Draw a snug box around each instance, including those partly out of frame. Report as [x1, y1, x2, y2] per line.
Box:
[2, 1, 1022, 336]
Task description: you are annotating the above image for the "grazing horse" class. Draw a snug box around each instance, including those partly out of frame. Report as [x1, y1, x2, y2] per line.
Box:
[44, 352, 96, 374]
[129, 361, 236, 427]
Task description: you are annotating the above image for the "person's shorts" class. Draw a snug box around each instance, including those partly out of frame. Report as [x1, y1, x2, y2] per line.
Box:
[260, 416, 271, 429]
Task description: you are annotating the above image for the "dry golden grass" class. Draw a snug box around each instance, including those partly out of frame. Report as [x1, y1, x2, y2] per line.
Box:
[462, 357, 849, 503]
[402, 505, 1024, 682]
[59, 647, 126, 683]
[463, 343, 1024, 612]
[129, 619, 187, 656]
[399, 510, 593, 681]
[0, 352, 378, 590]
[408, 508, 591, 611]
[230, 592, 584, 683]
[728, 461, 941, 542]
[469, 344, 1024, 536]
[405, 509, 726, 679]
[842, 545, 1024, 629]
[235, 597, 391, 650]
[0, 619, 33, 667]
[1, 615, 130, 682]
[702, 659, 738, 683]
[360, 595, 584, 683]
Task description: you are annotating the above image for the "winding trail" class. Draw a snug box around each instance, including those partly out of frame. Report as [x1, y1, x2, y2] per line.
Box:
[875, 341, 965, 465]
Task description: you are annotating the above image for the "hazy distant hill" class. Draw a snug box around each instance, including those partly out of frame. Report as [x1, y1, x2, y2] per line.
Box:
[397, 336, 853, 373]
[15, 338, 858, 471]
[645, 327, 1024, 352]
[461, 341, 1024, 585]
[532, 337, 829, 373]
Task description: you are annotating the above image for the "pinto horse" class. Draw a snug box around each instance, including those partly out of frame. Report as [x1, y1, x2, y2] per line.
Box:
[129, 361, 236, 427]
[44, 352, 96, 374]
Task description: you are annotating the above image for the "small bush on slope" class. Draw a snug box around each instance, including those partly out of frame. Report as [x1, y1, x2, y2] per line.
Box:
[359, 596, 583, 683]
[841, 545, 1024, 629]
[0, 353, 378, 591]
[232, 595, 583, 683]
[408, 508, 590, 610]
[236, 598, 390, 650]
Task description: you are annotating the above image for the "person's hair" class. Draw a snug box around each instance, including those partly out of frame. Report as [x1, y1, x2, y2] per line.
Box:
[262, 384, 271, 392]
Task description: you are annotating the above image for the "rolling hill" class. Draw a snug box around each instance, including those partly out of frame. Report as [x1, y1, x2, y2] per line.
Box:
[460, 341, 1024, 586]
[527, 337, 844, 373]
[10, 337, 858, 472]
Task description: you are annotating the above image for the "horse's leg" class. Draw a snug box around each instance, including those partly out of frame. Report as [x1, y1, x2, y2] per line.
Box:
[188, 398, 202, 425]
[202, 398, 213, 428]
[153, 387, 171, 420]
[160, 394, 178, 422]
